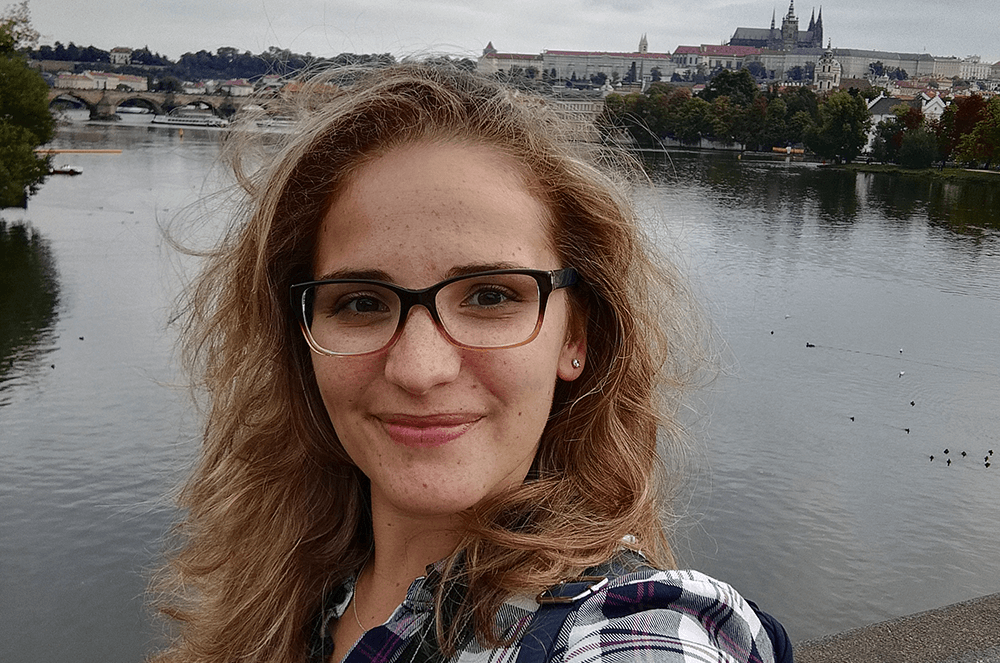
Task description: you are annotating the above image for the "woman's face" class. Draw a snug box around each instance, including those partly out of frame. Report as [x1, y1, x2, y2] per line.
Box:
[309, 140, 585, 523]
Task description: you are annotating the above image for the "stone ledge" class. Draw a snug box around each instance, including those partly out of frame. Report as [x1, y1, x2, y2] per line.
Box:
[795, 594, 1000, 663]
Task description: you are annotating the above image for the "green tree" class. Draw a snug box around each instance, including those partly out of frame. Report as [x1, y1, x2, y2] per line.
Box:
[1, 1, 54, 208]
[708, 95, 738, 144]
[734, 96, 768, 151]
[805, 90, 871, 163]
[936, 94, 988, 164]
[872, 104, 924, 164]
[955, 96, 1000, 168]
[700, 68, 758, 108]
[674, 97, 712, 144]
[898, 128, 938, 169]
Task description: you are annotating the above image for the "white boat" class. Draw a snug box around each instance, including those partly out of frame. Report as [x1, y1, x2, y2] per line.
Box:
[255, 115, 296, 131]
[50, 164, 83, 176]
[151, 109, 229, 128]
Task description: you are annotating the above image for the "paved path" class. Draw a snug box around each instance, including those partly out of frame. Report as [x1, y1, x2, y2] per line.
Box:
[795, 593, 1000, 663]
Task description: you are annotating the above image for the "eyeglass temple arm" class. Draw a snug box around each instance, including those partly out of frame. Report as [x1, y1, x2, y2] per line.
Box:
[552, 268, 578, 290]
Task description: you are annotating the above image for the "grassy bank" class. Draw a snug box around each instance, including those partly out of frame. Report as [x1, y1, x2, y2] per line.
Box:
[838, 163, 1000, 182]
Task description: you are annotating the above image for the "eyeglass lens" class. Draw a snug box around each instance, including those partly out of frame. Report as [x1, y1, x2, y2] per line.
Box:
[305, 272, 544, 354]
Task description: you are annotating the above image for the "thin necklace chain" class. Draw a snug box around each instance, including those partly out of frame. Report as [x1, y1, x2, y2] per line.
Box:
[352, 560, 368, 631]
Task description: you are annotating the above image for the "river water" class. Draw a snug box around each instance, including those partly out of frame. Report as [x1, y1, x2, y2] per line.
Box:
[2, 119, 998, 661]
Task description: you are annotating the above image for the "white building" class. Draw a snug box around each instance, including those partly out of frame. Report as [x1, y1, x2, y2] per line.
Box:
[543, 91, 607, 141]
[478, 39, 675, 85]
[109, 47, 132, 65]
[671, 44, 761, 74]
[814, 48, 841, 91]
[56, 72, 94, 90]
[477, 42, 544, 77]
[115, 73, 147, 91]
[960, 56, 992, 81]
[220, 79, 254, 96]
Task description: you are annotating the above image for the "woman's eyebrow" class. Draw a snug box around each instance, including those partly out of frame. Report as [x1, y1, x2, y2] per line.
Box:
[316, 263, 529, 283]
[445, 262, 524, 278]
[313, 268, 393, 282]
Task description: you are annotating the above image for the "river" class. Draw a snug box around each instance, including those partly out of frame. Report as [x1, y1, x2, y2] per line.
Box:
[2, 118, 998, 662]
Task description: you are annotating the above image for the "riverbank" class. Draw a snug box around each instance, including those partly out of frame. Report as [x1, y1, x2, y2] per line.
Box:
[795, 593, 1000, 663]
[838, 163, 1000, 181]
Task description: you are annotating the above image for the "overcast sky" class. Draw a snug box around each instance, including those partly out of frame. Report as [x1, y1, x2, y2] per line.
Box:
[23, 0, 999, 64]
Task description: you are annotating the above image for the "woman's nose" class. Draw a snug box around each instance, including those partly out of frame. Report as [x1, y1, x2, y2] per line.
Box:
[383, 306, 462, 394]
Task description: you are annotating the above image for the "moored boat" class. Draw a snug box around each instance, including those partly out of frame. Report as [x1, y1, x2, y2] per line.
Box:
[151, 109, 229, 128]
[50, 164, 83, 175]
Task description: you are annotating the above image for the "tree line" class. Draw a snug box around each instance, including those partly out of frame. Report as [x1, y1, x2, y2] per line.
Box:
[1, 1, 53, 208]
[29, 40, 459, 84]
[872, 94, 1000, 169]
[599, 67, 1000, 169]
[599, 69, 872, 164]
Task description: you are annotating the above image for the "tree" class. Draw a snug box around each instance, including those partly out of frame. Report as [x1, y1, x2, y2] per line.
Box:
[0, 1, 35, 52]
[805, 90, 871, 163]
[898, 128, 938, 169]
[700, 68, 758, 108]
[673, 97, 712, 144]
[734, 96, 768, 150]
[936, 94, 988, 163]
[955, 96, 1000, 168]
[745, 61, 768, 80]
[872, 104, 924, 164]
[1, 2, 54, 208]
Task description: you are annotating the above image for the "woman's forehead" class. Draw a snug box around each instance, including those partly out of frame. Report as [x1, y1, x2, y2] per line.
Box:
[312, 141, 560, 283]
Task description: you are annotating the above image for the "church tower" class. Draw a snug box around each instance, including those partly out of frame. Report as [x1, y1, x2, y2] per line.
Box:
[781, 1, 799, 51]
[638, 34, 648, 53]
[815, 42, 841, 92]
[814, 7, 824, 49]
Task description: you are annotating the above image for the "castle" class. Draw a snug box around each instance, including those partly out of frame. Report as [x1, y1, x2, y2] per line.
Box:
[729, 1, 824, 51]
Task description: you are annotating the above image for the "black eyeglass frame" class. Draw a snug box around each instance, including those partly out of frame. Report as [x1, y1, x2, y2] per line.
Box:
[290, 267, 579, 357]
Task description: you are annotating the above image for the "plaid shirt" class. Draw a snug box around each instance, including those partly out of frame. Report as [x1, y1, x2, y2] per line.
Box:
[313, 565, 777, 663]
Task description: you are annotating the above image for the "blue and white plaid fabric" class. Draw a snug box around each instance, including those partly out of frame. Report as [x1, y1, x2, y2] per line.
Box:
[315, 567, 777, 663]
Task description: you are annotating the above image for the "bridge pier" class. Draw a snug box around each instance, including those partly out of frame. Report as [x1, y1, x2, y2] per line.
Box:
[91, 93, 119, 121]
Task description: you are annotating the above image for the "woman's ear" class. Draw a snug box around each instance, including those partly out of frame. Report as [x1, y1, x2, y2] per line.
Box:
[557, 333, 586, 381]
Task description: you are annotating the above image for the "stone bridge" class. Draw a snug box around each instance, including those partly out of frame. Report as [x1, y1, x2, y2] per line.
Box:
[48, 88, 256, 120]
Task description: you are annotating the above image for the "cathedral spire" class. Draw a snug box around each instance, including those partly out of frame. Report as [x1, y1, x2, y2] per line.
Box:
[814, 6, 823, 48]
[787, 0, 795, 19]
[771, 8, 776, 30]
[808, 8, 815, 31]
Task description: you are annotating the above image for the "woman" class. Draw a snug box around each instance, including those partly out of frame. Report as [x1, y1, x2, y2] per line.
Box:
[156, 63, 786, 663]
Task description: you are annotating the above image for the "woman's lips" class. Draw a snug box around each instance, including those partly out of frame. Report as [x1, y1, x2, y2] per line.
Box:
[378, 414, 481, 448]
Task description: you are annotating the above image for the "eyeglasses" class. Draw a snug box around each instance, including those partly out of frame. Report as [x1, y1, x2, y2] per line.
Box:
[290, 268, 578, 356]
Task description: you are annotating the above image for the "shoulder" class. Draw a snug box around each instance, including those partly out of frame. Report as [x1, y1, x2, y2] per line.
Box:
[556, 568, 776, 663]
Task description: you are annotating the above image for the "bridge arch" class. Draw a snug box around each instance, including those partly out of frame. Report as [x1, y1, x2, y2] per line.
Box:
[49, 92, 94, 114]
[114, 95, 164, 115]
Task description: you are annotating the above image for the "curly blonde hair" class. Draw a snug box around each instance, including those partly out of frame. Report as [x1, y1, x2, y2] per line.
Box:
[154, 62, 704, 663]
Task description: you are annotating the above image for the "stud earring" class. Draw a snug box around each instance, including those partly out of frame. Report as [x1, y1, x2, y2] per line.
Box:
[571, 359, 581, 368]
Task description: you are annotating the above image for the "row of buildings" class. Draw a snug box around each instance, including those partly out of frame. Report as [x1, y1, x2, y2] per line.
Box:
[49, 68, 269, 97]
[479, 2, 1000, 92]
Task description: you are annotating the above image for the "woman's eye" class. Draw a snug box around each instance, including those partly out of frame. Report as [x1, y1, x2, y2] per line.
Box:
[467, 288, 514, 307]
[347, 296, 385, 313]
[333, 294, 390, 316]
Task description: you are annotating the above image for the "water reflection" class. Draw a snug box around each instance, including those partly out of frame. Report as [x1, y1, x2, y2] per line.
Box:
[0, 220, 60, 401]
[644, 150, 1000, 236]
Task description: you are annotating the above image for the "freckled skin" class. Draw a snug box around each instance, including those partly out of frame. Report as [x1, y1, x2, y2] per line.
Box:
[310, 141, 585, 529]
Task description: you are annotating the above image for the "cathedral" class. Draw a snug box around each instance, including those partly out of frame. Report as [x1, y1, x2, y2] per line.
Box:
[729, 1, 824, 51]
